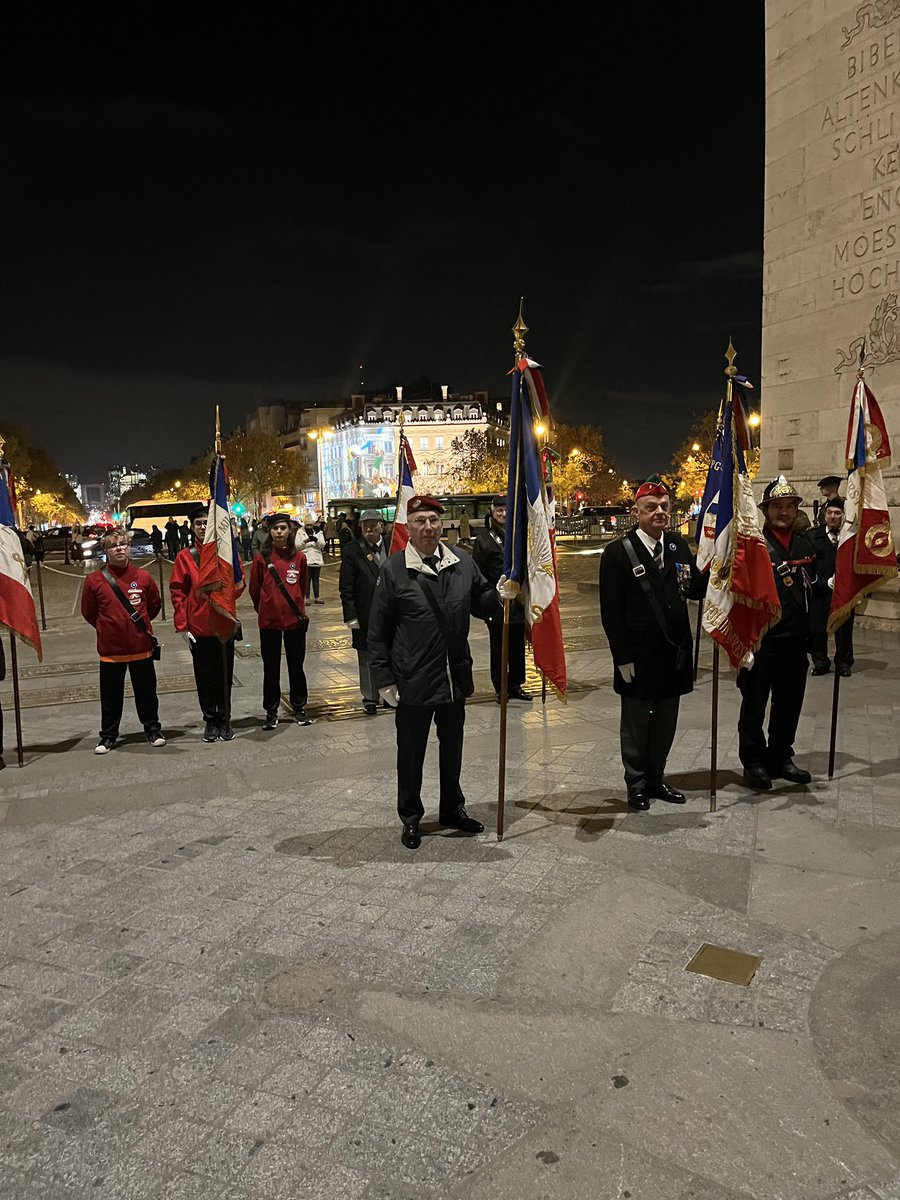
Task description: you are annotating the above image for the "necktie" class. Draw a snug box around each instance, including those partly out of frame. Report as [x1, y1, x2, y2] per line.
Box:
[653, 540, 663, 571]
[830, 531, 838, 545]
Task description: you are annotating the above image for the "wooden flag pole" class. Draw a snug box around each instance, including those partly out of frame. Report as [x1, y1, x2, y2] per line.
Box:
[9, 633, 24, 767]
[497, 599, 511, 841]
[827, 624, 843, 780]
[156, 551, 167, 621]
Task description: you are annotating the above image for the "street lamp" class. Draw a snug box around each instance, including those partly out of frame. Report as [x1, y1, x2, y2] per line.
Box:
[748, 412, 761, 429]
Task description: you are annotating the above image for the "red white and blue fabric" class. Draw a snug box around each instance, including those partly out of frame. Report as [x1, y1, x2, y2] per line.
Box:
[697, 390, 779, 669]
[0, 460, 42, 658]
[504, 357, 567, 699]
[389, 435, 417, 554]
[197, 454, 242, 638]
[828, 378, 898, 633]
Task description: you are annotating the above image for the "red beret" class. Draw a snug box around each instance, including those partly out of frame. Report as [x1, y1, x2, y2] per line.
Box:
[634, 480, 669, 501]
[408, 494, 444, 515]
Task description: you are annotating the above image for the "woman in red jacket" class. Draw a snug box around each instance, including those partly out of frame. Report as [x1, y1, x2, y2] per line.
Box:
[81, 529, 164, 754]
[249, 513, 312, 728]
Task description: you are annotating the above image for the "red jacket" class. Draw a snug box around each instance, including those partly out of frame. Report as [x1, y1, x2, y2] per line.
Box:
[170, 548, 246, 637]
[249, 549, 308, 630]
[81, 563, 161, 660]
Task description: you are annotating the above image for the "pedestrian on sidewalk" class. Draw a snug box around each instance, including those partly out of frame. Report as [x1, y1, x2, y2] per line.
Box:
[808, 496, 854, 678]
[150, 525, 164, 557]
[339, 509, 388, 715]
[599, 477, 706, 811]
[368, 494, 500, 850]
[164, 518, 180, 561]
[738, 476, 816, 791]
[170, 507, 245, 743]
[472, 495, 531, 704]
[81, 529, 165, 754]
[299, 521, 326, 603]
[249, 512, 312, 729]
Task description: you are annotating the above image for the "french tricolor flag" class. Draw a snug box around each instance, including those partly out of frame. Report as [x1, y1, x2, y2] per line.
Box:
[0, 459, 41, 659]
[197, 454, 243, 638]
[389, 434, 417, 554]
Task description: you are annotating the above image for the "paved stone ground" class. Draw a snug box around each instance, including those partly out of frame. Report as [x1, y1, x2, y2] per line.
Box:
[0, 546, 899, 1199]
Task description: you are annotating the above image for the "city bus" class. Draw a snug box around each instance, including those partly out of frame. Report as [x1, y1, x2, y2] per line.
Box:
[124, 501, 204, 534]
[325, 493, 497, 534]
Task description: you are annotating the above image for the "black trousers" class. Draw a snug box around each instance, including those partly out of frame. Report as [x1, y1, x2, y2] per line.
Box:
[395, 700, 466, 823]
[619, 694, 680, 789]
[809, 610, 855, 670]
[189, 636, 235, 721]
[99, 658, 160, 740]
[485, 619, 526, 694]
[737, 639, 808, 768]
[306, 566, 321, 600]
[259, 626, 308, 714]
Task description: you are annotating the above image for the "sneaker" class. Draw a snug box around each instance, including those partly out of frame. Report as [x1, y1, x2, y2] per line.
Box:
[262, 713, 279, 731]
[202, 720, 219, 743]
[94, 738, 116, 755]
[146, 730, 166, 748]
[219, 721, 235, 741]
[314, 598, 324, 604]
[295, 708, 313, 726]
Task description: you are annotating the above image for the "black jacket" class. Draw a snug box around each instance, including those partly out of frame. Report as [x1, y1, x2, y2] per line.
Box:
[599, 528, 706, 699]
[760, 527, 816, 642]
[368, 545, 498, 706]
[339, 535, 386, 649]
[808, 524, 839, 634]
[471, 523, 524, 624]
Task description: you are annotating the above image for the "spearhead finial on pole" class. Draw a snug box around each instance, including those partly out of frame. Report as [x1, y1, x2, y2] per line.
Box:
[215, 406, 222, 456]
[858, 339, 867, 380]
[512, 298, 528, 363]
[725, 338, 738, 380]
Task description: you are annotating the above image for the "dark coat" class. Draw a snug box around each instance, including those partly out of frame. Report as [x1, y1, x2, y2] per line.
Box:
[760, 527, 816, 642]
[471, 523, 524, 624]
[339, 535, 386, 649]
[368, 546, 498, 707]
[808, 524, 839, 635]
[599, 528, 706, 699]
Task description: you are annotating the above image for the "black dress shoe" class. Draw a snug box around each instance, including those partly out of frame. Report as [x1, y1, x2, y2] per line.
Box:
[811, 664, 830, 676]
[627, 788, 650, 811]
[202, 720, 219, 743]
[839, 665, 852, 677]
[401, 822, 421, 850]
[508, 688, 533, 703]
[646, 782, 686, 804]
[439, 809, 484, 834]
[363, 702, 378, 715]
[771, 759, 811, 785]
[743, 765, 772, 790]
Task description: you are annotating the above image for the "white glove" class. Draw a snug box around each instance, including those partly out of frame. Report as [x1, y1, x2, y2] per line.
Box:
[345, 619, 360, 630]
[828, 576, 835, 590]
[379, 684, 400, 708]
[497, 574, 517, 601]
[617, 663, 635, 683]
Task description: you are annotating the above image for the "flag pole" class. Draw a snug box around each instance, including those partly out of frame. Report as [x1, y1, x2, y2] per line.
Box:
[9, 632, 24, 767]
[497, 306, 528, 842]
[693, 600, 702, 681]
[710, 341, 738, 812]
[213, 408, 232, 729]
[156, 550, 167, 621]
[33, 558, 47, 631]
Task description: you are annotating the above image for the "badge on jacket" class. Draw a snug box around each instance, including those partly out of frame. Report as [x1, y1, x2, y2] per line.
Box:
[675, 561, 692, 597]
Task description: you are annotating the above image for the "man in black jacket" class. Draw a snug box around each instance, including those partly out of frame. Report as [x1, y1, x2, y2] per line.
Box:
[472, 495, 530, 703]
[599, 478, 706, 811]
[808, 496, 854, 677]
[339, 509, 388, 715]
[738, 476, 817, 790]
[368, 494, 499, 849]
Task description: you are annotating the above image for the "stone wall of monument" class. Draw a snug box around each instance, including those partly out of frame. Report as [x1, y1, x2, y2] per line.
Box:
[764, 0, 900, 520]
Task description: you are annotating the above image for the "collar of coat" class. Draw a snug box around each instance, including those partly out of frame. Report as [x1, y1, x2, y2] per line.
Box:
[404, 541, 460, 576]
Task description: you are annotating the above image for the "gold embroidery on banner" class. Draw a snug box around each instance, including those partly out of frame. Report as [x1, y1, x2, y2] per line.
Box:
[864, 523, 894, 557]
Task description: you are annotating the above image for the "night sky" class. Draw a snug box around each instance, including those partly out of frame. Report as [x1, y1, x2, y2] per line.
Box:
[1, 7, 765, 483]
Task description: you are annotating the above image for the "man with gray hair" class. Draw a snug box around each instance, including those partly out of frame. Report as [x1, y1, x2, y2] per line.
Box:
[340, 509, 388, 715]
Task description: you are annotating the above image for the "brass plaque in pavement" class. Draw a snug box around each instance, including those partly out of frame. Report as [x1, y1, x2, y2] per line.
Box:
[685, 943, 763, 987]
[17, 660, 98, 679]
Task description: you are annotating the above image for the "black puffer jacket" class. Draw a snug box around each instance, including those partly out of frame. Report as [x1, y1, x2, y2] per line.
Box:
[368, 547, 498, 706]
